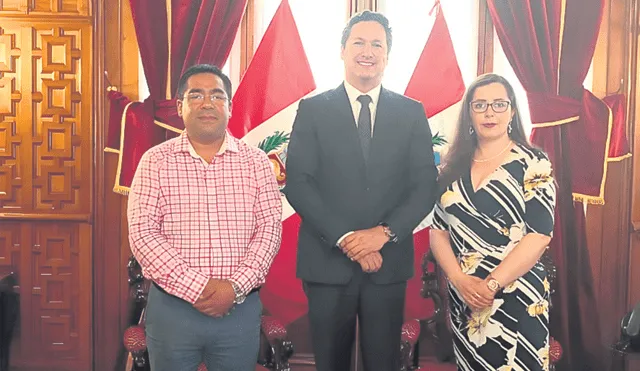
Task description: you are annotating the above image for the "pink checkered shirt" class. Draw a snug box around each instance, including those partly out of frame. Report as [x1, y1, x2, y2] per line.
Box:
[127, 131, 282, 304]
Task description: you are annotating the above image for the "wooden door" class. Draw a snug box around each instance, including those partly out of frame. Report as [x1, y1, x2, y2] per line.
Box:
[0, 16, 92, 371]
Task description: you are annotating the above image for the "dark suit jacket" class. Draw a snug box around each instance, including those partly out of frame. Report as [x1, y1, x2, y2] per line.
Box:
[284, 83, 438, 285]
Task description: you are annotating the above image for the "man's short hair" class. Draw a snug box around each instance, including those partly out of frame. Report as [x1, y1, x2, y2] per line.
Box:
[341, 10, 392, 53]
[175, 64, 233, 100]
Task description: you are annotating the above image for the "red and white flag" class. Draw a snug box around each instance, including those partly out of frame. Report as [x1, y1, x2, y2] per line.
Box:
[228, 0, 315, 325]
[404, 2, 465, 320]
[404, 2, 465, 118]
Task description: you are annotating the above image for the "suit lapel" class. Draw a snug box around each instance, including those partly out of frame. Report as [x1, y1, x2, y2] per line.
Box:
[368, 87, 394, 173]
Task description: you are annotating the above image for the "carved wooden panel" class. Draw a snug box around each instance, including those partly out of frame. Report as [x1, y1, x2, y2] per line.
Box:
[0, 0, 27, 15]
[0, 0, 90, 16]
[0, 25, 26, 211]
[31, 24, 91, 214]
[0, 222, 21, 274]
[30, 0, 90, 16]
[0, 21, 91, 215]
[24, 222, 91, 368]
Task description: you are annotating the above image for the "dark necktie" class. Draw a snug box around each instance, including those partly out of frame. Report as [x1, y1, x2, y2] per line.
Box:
[357, 94, 372, 161]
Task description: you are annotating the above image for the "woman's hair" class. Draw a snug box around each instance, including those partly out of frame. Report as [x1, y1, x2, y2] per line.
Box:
[437, 73, 534, 192]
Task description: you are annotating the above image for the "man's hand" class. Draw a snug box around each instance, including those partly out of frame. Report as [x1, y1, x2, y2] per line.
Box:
[193, 279, 236, 318]
[357, 252, 383, 273]
[341, 226, 389, 261]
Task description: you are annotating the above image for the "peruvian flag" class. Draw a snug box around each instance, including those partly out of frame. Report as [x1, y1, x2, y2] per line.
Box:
[404, 1, 465, 118]
[404, 1, 465, 320]
[228, 0, 314, 325]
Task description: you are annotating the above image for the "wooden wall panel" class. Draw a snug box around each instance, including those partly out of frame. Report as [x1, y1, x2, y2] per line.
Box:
[2, 222, 92, 371]
[0, 0, 90, 16]
[0, 5, 92, 370]
[0, 24, 26, 211]
[29, 223, 90, 366]
[93, 0, 139, 369]
[0, 0, 25, 14]
[31, 23, 91, 214]
[628, 0, 640, 332]
[589, 1, 637, 370]
[0, 22, 91, 217]
[0, 222, 21, 273]
[31, 0, 90, 16]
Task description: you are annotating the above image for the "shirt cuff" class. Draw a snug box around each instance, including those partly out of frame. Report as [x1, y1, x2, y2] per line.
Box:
[229, 268, 257, 297]
[336, 231, 354, 247]
[174, 269, 209, 304]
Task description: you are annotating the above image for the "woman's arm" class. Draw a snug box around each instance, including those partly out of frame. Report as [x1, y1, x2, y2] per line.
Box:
[429, 229, 464, 282]
[490, 151, 556, 289]
[488, 233, 550, 288]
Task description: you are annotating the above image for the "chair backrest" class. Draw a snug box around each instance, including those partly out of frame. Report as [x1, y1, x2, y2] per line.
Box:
[539, 251, 557, 307]
[127, 256, 150, 324]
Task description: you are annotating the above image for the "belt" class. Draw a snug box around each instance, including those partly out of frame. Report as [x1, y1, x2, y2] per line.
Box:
[152, 281, 260, 298]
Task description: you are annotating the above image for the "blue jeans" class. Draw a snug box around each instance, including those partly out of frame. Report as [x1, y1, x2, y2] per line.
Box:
[145, 283, 262, 371]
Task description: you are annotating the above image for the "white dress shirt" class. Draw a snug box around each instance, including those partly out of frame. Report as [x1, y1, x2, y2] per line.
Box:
[343, 80, 382, 136]
[336, 81, 383, 246]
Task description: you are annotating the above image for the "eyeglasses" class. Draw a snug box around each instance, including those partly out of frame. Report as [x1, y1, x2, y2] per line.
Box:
[470, 100, 511, 113]
[183, 92, 229, 105]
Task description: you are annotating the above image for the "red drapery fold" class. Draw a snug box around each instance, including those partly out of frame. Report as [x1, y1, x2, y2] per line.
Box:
[106, 0, 248, 194]
[487, 1, 630, 369]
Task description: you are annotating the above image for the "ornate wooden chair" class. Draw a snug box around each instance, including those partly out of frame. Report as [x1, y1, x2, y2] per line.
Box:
[539, 252, 564, 370]
[400, 251, 453, 370]
[122, 256, 294, 371]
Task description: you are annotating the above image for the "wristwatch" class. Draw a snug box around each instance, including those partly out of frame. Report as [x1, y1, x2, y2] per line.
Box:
[379, 222, 398, 243]
[486, 275, 501, 292]
[230, 281, 246, 304]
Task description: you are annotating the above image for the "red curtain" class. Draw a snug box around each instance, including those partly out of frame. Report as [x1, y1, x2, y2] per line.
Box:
[487, 1, 630, 370]
[106, 0, 248, 194]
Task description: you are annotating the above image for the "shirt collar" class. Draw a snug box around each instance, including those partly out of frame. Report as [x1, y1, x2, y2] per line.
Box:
[175, 131, 239, 160]
[344, 80, 382, 108]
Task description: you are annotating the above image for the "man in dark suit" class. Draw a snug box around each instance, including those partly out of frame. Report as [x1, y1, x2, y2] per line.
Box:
[283, 10, 438, 371]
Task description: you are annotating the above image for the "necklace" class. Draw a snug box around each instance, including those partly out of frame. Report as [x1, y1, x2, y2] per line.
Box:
[473, 141, 513, 163]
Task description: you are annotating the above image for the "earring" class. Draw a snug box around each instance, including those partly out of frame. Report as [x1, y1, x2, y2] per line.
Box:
[508, 122, 513, 134]
[469, 127, 475, 135]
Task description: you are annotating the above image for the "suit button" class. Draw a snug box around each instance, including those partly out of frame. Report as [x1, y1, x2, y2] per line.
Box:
[366, 187, 370, 191]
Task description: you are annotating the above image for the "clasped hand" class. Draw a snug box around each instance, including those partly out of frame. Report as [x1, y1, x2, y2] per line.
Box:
[340, 227, 389, 273]
[451, 274, 496, 312]
[193, 279, 236, 318]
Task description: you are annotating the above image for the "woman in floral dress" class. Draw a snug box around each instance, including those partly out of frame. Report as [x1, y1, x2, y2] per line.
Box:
[430, 74, 556, 371]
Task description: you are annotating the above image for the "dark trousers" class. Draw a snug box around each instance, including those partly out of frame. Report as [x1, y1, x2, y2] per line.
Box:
[304, 277, 407, 371]
[145, 284, 262, 371]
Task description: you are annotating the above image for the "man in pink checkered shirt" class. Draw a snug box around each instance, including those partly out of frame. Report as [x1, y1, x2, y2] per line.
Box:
[127, 64, 282, 371]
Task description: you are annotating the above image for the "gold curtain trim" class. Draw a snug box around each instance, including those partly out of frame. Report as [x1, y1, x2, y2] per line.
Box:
[531, 115, 579, 128]
[113, 185, 131, 195]
[557, 0, 567, 94]
[154, 119, 184, 134]
[104, 147, 120, 154]
[113, 101, 135, 196]
[607, 153, 632, 162]
[571, 105, 613, 205]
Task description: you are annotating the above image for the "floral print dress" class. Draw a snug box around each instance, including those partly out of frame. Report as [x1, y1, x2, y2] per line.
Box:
[431, 144, 556, 371]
